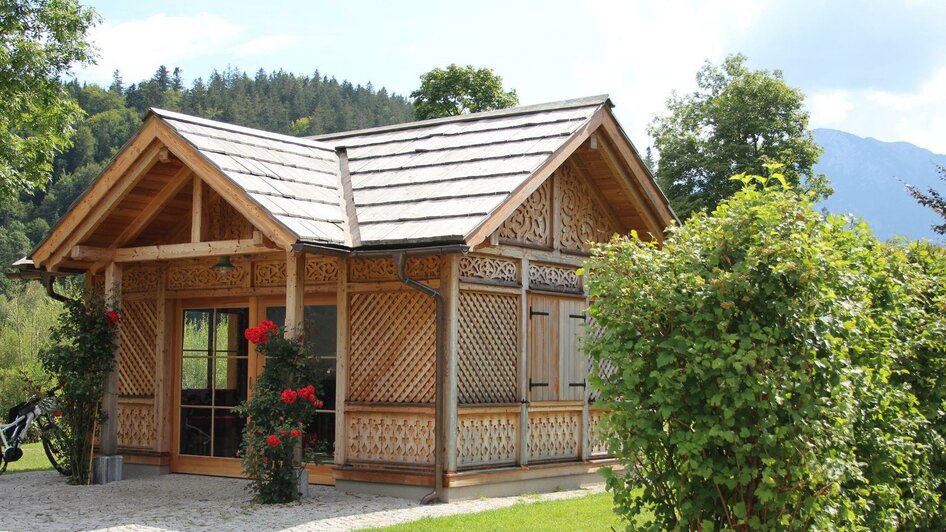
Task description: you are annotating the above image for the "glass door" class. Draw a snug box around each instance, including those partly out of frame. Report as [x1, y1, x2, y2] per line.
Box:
[264, 303, 337, 458]
[179, 307, 249, 459]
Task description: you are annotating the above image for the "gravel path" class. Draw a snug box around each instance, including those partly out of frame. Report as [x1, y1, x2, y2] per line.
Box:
[0, 471, 604, 531]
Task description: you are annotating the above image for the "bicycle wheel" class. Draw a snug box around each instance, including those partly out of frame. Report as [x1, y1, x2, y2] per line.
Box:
[40, 419, 69, 475]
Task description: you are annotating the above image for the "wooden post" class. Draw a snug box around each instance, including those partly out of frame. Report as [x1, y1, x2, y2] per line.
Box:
[285, 250, 304, 337]
[153, 268, 169, 453]
[191, 176, 203, 243]
[518, 256, 530, 466]
[443, 255, 459, 473]
[334, 258, 349, 466]
[101, 262, 122, 456]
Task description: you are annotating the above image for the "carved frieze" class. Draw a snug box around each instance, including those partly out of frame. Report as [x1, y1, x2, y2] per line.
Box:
[528, 263, 581, 293]
[498, 179, 551, 246]
[458, 255, 518, 284]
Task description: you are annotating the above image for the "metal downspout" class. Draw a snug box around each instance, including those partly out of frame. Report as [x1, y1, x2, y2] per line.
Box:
[394, 252, 445, 504]
[41, 272, 73, 303]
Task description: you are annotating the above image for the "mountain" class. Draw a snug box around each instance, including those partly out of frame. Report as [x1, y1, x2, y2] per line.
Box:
[813, 129, 945, 242]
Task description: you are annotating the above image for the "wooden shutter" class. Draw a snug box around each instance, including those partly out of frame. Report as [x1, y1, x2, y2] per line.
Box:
[559, 298, 587, 401]
[527, 294, 559, 401]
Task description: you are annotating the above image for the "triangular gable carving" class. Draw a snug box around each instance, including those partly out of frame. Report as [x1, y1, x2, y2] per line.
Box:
[556, 162, 621, 252]
[497, 161, 622, 253]
[498, 178, 552, 246]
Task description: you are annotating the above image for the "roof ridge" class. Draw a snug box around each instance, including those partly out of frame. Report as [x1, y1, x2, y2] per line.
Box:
[148, 108, 338, 152]
[310, 94, 611, 141]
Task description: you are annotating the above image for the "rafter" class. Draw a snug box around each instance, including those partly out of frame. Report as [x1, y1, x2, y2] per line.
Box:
[110, 166, 193, 248]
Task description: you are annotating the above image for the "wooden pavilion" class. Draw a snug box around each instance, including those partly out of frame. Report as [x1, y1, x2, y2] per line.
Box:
[14, 95, 675, 501]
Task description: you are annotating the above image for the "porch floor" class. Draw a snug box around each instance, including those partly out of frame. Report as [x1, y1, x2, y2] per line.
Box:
[0, 471, 603, 531]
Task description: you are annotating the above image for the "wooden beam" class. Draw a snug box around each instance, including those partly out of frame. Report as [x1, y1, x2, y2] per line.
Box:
[518, 256, 530, 466]
[284, 250, 304, 337]
[443, 255, 459, 473]
[101, 262, 122, 456]
[191, 176, 203, 243]
[71, 239, 276, 264]
[111, 166, 193, 248]
[32, 118, 163, 267]
[45, 141, 164, 270]
[154, 126, 296, 251]
[334, 258, 349, 467]
[595, 131, 664, 239]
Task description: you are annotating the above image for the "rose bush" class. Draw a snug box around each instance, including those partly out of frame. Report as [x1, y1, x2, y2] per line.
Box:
[235, 320, 325, 503]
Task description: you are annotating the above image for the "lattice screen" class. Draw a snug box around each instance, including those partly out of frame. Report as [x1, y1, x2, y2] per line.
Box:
[118, 299, 157, 396]
[457, 291, 519, 404]
[348, 291, 435, 403]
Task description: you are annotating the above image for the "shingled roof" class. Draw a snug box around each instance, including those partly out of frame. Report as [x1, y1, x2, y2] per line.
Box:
[311, 95, 607, 246]
[26, 95, 675, 271]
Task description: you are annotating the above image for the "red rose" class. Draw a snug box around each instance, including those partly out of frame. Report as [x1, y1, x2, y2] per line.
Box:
[290, 429, 301, 438]
[261, 457, 268, 464]
[266, 434, 281, 447]
[53, 411, 62, 418]
[312, 399, 324, 408]
[281, 389, 297, 405]
[105, 310, 120, 327]
[260, 320, 278, 333]
[235, 450, 241, 457]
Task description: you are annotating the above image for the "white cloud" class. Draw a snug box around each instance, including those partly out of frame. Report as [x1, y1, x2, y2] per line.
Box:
[74, 13, 300, 84]
[576, 0, 771, 149]
[809, 67, 946, 153]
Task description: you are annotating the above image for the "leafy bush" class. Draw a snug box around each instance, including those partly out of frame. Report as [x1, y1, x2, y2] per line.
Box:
[39, 292, 118, 484]
[585, 169, 946, 529]
[236, 320, 325, 503]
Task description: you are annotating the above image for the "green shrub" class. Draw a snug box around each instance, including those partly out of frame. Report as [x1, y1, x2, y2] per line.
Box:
[236, 320, 325, 503]
[39, 291, 118, 484]
[584, 169, 945, 530]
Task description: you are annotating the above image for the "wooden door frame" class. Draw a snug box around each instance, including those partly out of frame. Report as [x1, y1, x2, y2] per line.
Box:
[169, 296, 253, 477]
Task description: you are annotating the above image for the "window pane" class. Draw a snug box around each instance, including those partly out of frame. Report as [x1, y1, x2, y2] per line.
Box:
[182, 310, 211, 353]
[180, 408, 212, 456]
[215, 308, 249, 354]
[303, 305, 337, 357]
[213, 357, 248, 407]
[181, 358, 211, 405]
[213, 409, 245, 458]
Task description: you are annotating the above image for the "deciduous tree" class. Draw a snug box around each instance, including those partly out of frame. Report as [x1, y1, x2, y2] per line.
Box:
[411, 64, 518, 120]
[0, 0, 97, 194]
[649, 54, 825, 218]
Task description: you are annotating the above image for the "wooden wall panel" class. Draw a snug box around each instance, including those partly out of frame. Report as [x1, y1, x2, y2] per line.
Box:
[457, 291, 519, 404]
[346, 408, 434, 465]
[559, 298, 587, 401]
[527, 407, 581, 461]
[498, 179, 551, 247]
[527, 294, 559, 401]
[457, 409, 518, 468]
[556, 162, 621, 253]
[348, 291, 436, 403]
[118, 299, 157, 397]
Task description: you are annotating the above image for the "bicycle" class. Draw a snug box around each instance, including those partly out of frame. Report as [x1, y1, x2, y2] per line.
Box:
[0, 384, 69, 475]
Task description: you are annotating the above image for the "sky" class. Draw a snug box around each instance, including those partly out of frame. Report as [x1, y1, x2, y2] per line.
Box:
[73, 0, 946, 153]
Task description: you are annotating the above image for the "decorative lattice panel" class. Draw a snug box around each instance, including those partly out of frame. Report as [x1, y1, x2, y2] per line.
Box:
[529, 263, 581, 293]
[122, 266, 160, 293]
[348, 291, 436, 403]
[458, 255, 519, 285]
[528, 409, 581, 461]
[457, 411, 518, 468]
[588, 409, 610, 457]
[118, 299, 157, 396]
[168, 261, 249, 290]
[498, 179, 551, 246]
[349, 256, 441, 282]
[346, 410, 434, 464]
[557, 164, 621, 252]
[117, 401, 156, 450]
[457, 291, 519, 404]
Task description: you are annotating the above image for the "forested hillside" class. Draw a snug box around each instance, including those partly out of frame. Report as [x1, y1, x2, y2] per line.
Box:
[0, 66, 413, 294]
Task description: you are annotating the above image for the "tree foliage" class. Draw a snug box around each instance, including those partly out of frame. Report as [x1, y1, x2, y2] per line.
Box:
[0, 0, 97, 194]
[649, 55, 825, 219]
[904, 164, 946, 237]
[584, 167, 946, 529]
[410, 64, 518, 120]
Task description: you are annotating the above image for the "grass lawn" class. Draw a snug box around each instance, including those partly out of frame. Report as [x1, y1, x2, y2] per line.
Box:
[375, 492, 633, 531]
[3, 442, 54, 474]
